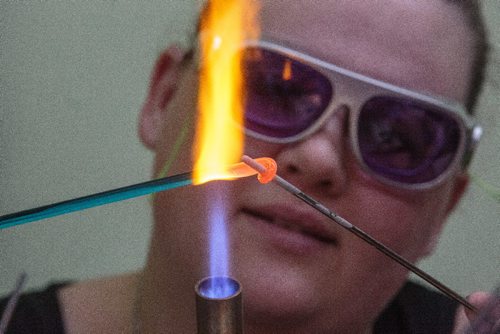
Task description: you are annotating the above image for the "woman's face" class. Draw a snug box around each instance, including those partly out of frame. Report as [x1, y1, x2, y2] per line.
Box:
[144, 0, 474, 332]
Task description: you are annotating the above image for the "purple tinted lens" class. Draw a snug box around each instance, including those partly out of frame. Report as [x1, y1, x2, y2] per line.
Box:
[358, 97, 461, 184]
[241, 47, 333, 138]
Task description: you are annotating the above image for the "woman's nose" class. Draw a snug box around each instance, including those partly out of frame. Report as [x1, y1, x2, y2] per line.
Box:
[274, 106, 349, 197]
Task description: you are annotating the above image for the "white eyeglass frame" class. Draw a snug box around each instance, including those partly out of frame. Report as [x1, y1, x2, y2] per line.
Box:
[240, 40, 482, 190]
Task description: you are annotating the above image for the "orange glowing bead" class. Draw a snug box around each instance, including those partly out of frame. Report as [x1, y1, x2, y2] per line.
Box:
[255, 158, 277, 184]
[240, 156, 277, 184]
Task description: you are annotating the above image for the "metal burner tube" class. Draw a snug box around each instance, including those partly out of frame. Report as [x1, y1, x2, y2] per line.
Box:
[195, 277, 243, 334]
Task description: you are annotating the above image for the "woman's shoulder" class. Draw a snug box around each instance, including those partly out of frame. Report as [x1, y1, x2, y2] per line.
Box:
[0, 272, 139, 334]
[374, 281, 459, 334]
[0, 281, 70, 334]
[58, 272, 139, 333]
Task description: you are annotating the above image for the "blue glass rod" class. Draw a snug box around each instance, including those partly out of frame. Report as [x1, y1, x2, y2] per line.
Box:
[0, 172, 192, 230]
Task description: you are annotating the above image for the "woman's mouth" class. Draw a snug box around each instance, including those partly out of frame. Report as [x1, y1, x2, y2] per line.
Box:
[241, 205, 339, 254]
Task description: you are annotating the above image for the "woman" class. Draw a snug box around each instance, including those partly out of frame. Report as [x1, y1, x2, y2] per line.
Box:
[2, 0, 495, 333]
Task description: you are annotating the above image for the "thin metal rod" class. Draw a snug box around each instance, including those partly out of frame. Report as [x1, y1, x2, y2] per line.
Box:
[0, 272, 27, 334]
[274, 175, 477, 312]
[242, 156, 477, 312]
[0, 172, 192, 230]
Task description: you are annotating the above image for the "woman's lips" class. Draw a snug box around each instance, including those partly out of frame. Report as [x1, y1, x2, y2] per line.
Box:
[241, 204, 339, 254]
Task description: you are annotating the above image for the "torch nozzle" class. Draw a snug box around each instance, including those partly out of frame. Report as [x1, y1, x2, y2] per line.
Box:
[195, 276, 243, 334]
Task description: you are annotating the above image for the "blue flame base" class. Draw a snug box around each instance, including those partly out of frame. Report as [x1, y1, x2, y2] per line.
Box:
[196, 276, 240, 299]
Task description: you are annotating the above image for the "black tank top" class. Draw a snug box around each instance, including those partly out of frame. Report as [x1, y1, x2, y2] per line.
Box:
[1, 281, 457, 333]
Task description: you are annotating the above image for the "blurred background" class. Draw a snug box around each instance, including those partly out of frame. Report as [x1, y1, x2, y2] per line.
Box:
[1, 1, 498, 296]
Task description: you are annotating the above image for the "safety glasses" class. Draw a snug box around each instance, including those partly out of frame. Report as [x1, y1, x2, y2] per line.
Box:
[239, 40, 482, 189]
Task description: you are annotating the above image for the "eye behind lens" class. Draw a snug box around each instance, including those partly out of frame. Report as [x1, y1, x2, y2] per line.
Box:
[358, 96, 462, 185]
[241, 46, 333, 139]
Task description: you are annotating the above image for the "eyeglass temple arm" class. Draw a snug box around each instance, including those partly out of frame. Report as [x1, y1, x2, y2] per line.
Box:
[462, 126, 483, 168]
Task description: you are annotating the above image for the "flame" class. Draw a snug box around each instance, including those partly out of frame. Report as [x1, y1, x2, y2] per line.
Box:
[193, 0, 260, 185]
[282, 59, 292, 81]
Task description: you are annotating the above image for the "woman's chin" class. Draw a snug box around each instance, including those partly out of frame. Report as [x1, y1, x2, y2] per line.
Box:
[237, 268, 322, 322]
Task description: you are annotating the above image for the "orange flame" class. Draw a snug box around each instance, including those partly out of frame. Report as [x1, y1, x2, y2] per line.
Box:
[193, 0, 260, 185]
[228, 157, 277, 184]
[282, 59, 292, 81]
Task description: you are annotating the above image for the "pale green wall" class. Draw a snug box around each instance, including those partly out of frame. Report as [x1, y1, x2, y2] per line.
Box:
[1, 1, 498, 296]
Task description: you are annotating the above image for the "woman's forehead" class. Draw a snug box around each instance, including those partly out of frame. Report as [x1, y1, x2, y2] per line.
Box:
[258, 0, 474, 102]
